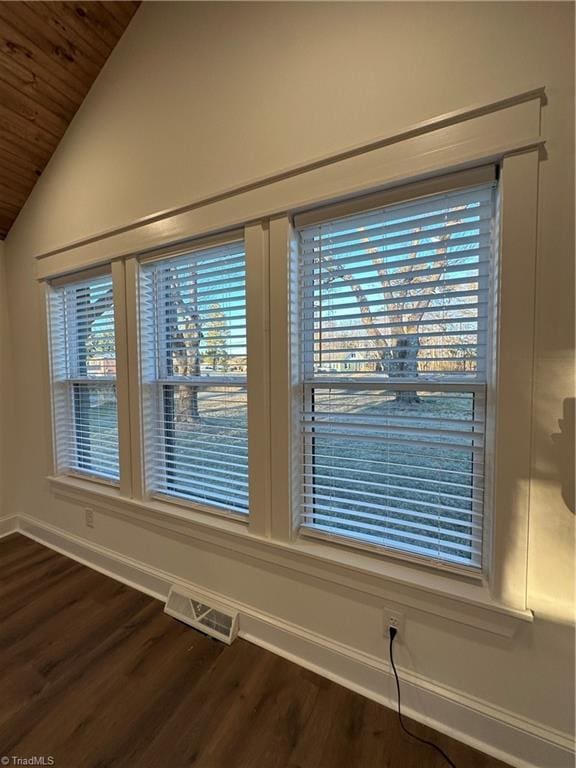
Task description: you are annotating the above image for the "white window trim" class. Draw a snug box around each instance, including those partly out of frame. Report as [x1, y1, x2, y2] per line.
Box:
[269, 151, 539, 610]
[35, 88, 543, 281]
[37, 87, 545, 627]
[47, 471, 531, 638]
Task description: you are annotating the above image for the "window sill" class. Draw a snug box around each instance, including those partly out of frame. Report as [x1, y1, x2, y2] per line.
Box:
[47, 474, 532, 638]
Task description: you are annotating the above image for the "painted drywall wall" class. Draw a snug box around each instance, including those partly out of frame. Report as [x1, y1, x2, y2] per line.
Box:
[2, 0, 574, 756]
[0, 241, 7, 518]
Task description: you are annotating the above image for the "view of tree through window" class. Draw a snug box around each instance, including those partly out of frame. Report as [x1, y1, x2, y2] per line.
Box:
[298, 183, 495, 566]
[49, 273, 119, 480]
[140, 241, 248, 514]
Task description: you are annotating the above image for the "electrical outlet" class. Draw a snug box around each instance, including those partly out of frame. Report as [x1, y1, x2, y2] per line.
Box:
[84, 507, 95, 529]
[383, 608, 404, 638]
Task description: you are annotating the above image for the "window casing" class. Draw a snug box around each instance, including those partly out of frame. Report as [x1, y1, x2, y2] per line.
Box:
[39, 91, 544, 620]
[295, 183, 496, 569]
[48, 270, 120, 482]
[139, 240, 249, 515]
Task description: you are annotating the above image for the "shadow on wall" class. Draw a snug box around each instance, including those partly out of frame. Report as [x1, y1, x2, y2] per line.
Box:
[551, 397, 575, 515]
[491, 366, 575, 620]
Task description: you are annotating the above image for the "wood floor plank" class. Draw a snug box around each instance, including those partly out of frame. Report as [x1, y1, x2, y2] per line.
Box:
[128, 638, 263, 766]
[0, 535, 511, 768]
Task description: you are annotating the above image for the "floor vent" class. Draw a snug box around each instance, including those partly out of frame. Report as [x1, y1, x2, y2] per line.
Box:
[164, 586, 239, 645]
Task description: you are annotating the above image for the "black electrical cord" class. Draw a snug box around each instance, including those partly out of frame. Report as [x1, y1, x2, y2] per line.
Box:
[389, 627, 457, 768]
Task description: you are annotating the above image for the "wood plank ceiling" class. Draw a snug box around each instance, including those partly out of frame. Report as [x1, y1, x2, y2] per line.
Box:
[0, 1, 140, 239]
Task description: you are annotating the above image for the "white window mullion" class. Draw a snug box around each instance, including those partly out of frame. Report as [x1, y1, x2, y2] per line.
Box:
[269, 216, 300, 542]
[245, 222, 271, 537]
[123, 257, 145, 500]
[111, 260, 133, 497]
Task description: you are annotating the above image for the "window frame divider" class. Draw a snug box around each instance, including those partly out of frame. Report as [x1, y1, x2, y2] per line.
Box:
[245, 222, 272, 537]
[304, 379, 486, 393]
[123, 256, 145, 501]
[269, 216, 301, 542]
[112, 260, 134, 498]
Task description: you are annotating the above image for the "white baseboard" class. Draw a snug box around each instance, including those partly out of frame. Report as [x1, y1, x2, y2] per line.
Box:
[0, 516, 18, 539]
[11, 515, 575, 768]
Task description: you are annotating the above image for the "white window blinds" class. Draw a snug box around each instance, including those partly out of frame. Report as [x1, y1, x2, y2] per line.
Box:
[48, 271, 119, 481]
[140, 240, 249, 515]
[297, 182, 496, 568]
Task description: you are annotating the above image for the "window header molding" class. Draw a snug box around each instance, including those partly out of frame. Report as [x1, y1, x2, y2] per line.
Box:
[137, 227, 244, 266]
[49, 263, 111, 288]
[35, 87, 545, 281]
[293, 164, 497, 229]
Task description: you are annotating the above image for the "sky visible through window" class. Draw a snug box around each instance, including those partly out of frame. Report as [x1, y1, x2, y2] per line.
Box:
[304, 195, 490, 380]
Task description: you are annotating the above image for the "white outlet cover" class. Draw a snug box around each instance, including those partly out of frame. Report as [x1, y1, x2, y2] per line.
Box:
[383, 606, 405, 638]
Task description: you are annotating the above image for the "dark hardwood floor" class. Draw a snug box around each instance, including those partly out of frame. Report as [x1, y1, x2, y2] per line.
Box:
[0, 534, 510, 768]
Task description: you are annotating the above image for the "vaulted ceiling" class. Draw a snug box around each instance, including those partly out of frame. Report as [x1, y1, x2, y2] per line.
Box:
[0, 1, 140, 239]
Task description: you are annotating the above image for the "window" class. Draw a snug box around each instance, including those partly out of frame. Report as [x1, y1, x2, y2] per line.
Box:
[45, 180, 497, 570]
[296, 182, 496, 568]
[40, 91, 543, 615]
[48, 270, 119, 481]
[139, 239, 249, 515]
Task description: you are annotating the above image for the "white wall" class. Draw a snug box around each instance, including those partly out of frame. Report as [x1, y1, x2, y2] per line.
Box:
[2, 2, 574, 763]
